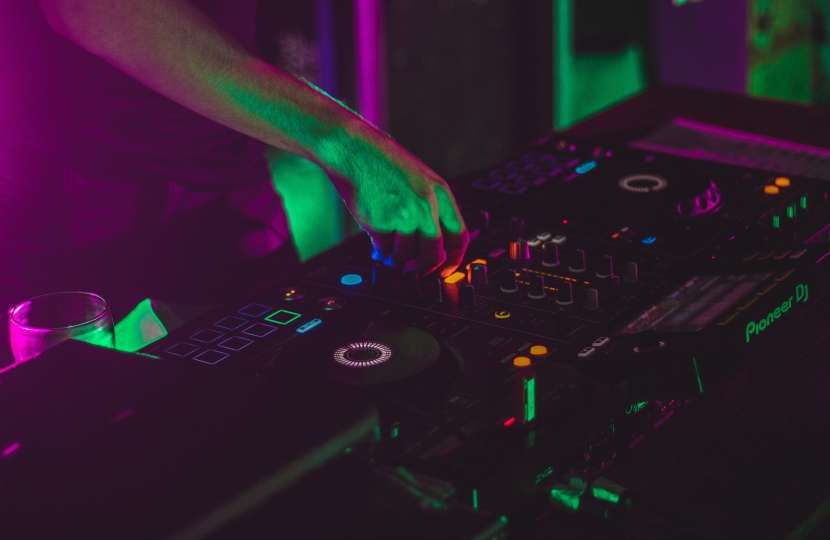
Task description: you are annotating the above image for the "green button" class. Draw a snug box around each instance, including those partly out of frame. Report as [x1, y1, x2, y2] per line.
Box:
[265, 310, 301, 325]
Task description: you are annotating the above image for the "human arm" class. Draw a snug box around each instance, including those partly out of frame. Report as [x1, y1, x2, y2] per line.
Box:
[38, 0, 468, 276]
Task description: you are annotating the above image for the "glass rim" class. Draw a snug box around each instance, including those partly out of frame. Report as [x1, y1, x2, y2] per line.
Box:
[8, 291, 110, 331]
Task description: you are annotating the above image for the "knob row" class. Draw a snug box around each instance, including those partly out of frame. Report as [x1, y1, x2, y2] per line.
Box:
[510, 242, 638, 283]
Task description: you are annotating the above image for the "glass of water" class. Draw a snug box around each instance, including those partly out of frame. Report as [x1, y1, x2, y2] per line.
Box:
[8, 291, 115, 364]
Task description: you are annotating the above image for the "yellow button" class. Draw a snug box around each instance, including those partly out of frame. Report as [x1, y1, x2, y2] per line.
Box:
[764, 185, 780, 195]
[513, 356, 532, 368]
[444, 271, 466, 284]
[494, 310, 511, 319]
[774, 177, 791, 187]
[529, 345, 547, 356]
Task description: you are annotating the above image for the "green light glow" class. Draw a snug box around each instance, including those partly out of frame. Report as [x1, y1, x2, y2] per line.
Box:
[524, 377, 536, 422]
[554, 0, 646, 129]
[550, 484, 581, 511]
[745, 284, 808, 343]
[265, 310, 301, 325]
[224, 79, 463, 246]
[268, 150, 350, 262]
[391, 426, 399, 439]
[625, 401, 648, 415]
[535, 466, 554, 484]
[786, 205, 796, 219]
[114, 298, 167, 352]
[472, 488, 479, 510]
[591, 485, 620, 504]
[693, 357, 704, 394]
[772, 215, 781, 229]
[800, 195, 808, 210]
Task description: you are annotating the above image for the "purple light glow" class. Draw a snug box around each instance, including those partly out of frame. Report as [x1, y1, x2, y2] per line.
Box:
[110, 408, 134, 423]
[355, 0, 386, 128]
[1, 442, 21, 458]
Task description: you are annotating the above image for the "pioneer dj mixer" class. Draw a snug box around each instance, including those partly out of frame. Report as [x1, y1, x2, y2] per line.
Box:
[140, 136, 830, 534]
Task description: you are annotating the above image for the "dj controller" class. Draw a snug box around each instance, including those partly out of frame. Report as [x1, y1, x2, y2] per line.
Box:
[143, 136, 830, 537]
[6, 135, 830, 539]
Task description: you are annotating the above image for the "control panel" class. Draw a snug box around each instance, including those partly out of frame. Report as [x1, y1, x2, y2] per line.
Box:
[148, 136, 830, 517]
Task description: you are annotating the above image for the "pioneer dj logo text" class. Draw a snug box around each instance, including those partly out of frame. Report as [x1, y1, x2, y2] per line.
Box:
[745, 283, 809, 343]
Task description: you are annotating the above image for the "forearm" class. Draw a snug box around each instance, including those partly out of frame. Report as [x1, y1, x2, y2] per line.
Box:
[39, 0, 390, 179]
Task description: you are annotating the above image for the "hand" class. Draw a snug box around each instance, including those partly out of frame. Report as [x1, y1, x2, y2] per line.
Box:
[327, 134, 469, 278]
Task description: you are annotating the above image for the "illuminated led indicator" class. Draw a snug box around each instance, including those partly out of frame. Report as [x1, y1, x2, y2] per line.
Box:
[611, 232, 620, 239]
[529, 345, 547, 356]
[642, 236, 658, 245]
[503, 417, 516, 427]
[296, 318, 323, 334]
[238, 303, 272, 317]
[391, 425, 399, 439]
[333, 341, 393, 368]
[524, 377, 536, 422]
[444, 271, 466, 284]
[513, 356, 532, 368]
[472, 489, 479, 510]
[575, 160, 597, 174]
[800, 195, 808, 209]
[786, 205, 796, 219]
[265, 310, 301, 325]
[494, 310, 511, 319]
[550, 484, 581, 511]
[774, 177, 791, 187]
[591, 485, 621, 504]
[340, 274, 363, 286]
[193, 349, 229, 365]
[562, 219, 569, 225]
[764, 185, 780, 195]
[772, 215, 780, 228]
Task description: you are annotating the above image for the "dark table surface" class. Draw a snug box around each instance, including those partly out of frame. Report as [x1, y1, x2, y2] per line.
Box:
[562, 84, 830, 150]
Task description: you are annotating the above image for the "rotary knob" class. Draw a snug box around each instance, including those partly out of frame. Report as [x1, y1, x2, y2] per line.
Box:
[528, 275, 546, 299]
[542, 242, 560, 267]
[556, 281, 574, 305]
[596, 255, 614, 278]
[569, 249, 586, 273]
[500, 270, 519, 293]
[510, 239, 531, 261]
[509, 217, 525, 237]
[459, 284, 477, 307]
[624, 262, 638, 284]
[468, 263, 489, 287]
[583, 288, 599, 310]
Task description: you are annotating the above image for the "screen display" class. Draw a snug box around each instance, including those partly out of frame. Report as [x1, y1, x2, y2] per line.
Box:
[621, 273, 771, 333]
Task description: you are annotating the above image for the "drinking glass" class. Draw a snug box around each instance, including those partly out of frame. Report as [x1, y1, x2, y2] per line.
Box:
[8, 291, 115, 364]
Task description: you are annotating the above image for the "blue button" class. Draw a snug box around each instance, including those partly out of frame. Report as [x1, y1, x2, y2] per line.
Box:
[575, 160, 597, 174]
[642, 236, 658, 245]
[296, 318, 323, 334]
[341, 274, 363, 286]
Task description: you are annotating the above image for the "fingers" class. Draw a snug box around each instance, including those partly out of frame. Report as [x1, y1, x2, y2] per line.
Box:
[391, 232, 418, 268]
[366, 230, 394, 262]
[439, 225, 469, 278]
[363, 183, 468, 276]
[413, 234, 447, 276]
[434, 185, 469, 277]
